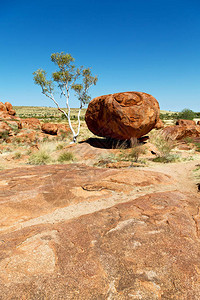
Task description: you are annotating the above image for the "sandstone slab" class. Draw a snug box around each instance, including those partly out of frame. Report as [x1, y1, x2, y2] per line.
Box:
[0, 164, 199, 298]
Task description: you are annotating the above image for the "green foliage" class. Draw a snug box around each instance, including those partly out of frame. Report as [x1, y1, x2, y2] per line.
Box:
[14, 152, 22, 159]
[177, 108, 196, 120]
[56, 143, 64, 150]
[184, 137, 194, 144]
[58, 151, 74, 163]
[195, 142, 200, 152]
[28, 150, 51, 165]
[33, 51, 97, 142]
[117, 139, 146, 162]
[33, 52, 98, 106]
[33, 69, 54, 95]
[128, 146, 146, 162]
[160, 110, 199, 120]
[0, 130, 9, 142]
[150, 131, 178, 163]
[153, 154, 180, 163]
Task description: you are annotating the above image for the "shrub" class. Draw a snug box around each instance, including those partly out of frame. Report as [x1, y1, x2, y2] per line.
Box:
[149, 131, 178, 163]
[152, 154, 180, 163]
[14, 152, 22, 159]
[195, 142, 200, 152]
[0, 130, 10, 142]
[58, 151, 74, 163]
[28, 150, 51, 165]
[56, 143, 64, 150]
[177, 108, 196, 120]
[184, 137, 194, 144]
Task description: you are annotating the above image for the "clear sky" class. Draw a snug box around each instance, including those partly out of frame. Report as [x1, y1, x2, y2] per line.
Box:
[0, 0, 200, 111]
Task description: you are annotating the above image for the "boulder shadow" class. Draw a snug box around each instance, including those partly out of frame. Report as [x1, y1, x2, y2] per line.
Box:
[79, 136, 149, 149]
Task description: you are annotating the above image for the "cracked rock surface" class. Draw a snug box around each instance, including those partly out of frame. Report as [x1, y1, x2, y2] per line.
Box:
[0, 163, 200, 299]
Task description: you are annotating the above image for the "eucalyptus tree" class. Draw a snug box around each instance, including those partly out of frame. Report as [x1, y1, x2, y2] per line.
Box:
[33, 52, 98, 143]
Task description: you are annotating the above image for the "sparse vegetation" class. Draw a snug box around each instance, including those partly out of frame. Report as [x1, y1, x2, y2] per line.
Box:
[152, 154, 180, 163]
[13, 152, 22, 159]
[28, 150, 51, 165]
[0, 130, 10, 142]
[56, 143, 65, 150]
[58, 151, 74, 163]
[195, 142, 200, 152]
[149, 131, 180, 163]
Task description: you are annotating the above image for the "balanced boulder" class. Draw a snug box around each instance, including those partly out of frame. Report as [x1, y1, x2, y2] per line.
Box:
[85, 92, 161, 140]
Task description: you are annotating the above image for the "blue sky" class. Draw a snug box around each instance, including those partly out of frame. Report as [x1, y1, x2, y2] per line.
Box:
[0, 0, 200, 111]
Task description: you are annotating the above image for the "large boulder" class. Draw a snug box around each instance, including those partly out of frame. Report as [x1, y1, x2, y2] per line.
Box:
[85, 92, 161, 140]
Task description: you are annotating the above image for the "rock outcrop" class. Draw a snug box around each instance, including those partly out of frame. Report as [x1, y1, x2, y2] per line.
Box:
[0, 101, 70, 142]
[176, 119, 196, 126]
[0, 102, 22, 137]
[85, 92, 161, 140]
[21, 118, 41, 129]
[163, 123, 200, 140]
[41, 123, 70, 136]
[0, 101, 16, 116]
[0, 164, 200, 298]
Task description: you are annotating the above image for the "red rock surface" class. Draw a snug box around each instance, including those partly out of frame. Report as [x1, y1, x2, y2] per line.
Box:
[41, 123, 70, 136]
[85, 92, 161, 140]
[21, 118, 41, 129]
[154, 118, 164, 129]
[0, 164, 200, 298]
[163, 124, 200, 140]
[41, 123, 58, 135]
[0, 122, 11, 137]
[0, 102, 7, 112]
[5, 101, 16, 115]
[176, 119, 196, 126]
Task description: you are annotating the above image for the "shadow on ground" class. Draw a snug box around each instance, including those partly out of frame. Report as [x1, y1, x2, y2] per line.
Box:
[79, 136, 149, 149]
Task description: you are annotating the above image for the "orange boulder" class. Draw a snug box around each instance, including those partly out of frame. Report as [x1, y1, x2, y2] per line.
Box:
[22, 118, 41, 129]
[163, 124, 200, 140]
[0, 102, 7, 112]
[85, 92, 161, 140]
[5, 102, 16, 116]
[176, 119, 196, 126]
[41, 123, 58, 135]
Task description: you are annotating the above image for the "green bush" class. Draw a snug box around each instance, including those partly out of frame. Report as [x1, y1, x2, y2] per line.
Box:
[150, 131, 178, 163]
[56, 143, 64, 150]
[28, 150, 51, 165]
[58, 151, 74, 163]
[14, 152, 22, 159]
[153, 154, 180, 163]
[195, 142, 200, 152]
[0, 130, 10, 142]
[177, 108, 196, 120]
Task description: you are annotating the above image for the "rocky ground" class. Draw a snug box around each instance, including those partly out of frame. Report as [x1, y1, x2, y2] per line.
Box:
[0, 142, 199, 299]
[0, 102, 200, 299]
